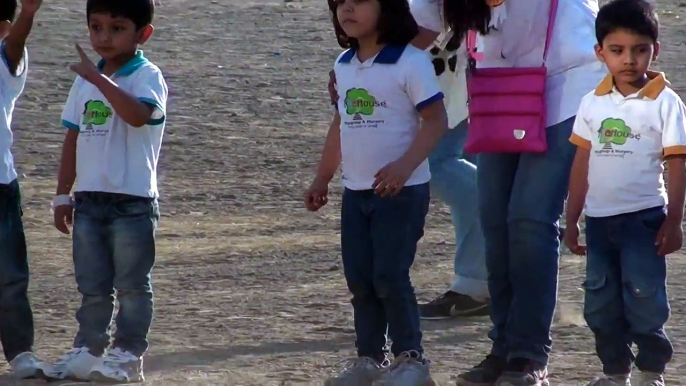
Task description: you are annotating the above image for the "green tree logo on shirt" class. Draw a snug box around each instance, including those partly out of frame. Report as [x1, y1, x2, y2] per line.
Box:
[598, 118, 639, 150]
[82, 100, 113, 126]
[345, 88, 377, 120]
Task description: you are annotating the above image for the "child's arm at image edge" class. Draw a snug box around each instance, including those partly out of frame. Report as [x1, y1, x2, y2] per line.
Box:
[662, 96, 686, 223]
[56, 130, 78, 196]
[315, 111, 342, 182]
[3, 8, 36, 75]
[665, 156, 686, 223]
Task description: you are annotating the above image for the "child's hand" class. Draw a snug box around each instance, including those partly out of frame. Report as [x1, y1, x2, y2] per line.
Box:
[656, 216, 683, 256]
[304, 177, 329, 212]
[328, 70, 338, 106]
[53, 204, 74, 235]
[373, 159, 413, 197]
[564, 223, 586, 255]
[70, 44, 101, 84]
[20, 0, 42, 16]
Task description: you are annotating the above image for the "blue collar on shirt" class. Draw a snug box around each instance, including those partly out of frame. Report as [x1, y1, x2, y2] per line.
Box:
[97, 50, 148, 77]
[337, 45, 407, 65]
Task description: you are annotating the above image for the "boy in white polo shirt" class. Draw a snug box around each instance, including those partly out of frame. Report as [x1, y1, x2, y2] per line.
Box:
[0, 0, 52, 379]
[566, 1, 683, 385]
[46, 0, 167, 383]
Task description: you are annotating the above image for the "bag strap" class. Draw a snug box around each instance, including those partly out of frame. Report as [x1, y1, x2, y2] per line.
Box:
[467, 0, 559, 64]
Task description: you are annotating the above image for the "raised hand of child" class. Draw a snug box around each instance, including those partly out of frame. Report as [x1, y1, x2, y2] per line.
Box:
[656, 216, 683, 256]
[20, 0, 42, 16]
[53, 204, 74, 235]
[564, 223, 586, 255]
[373, 159, 413, 197]
[304, 177, 329, 212]
[70, 44, 101, 84]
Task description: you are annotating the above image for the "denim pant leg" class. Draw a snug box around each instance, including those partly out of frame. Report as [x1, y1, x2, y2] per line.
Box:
[341, 189, 387, 361]
[584, 215, 633, 376]
[371, 184, 429, 356]
[505, 116, 576, 364]
[109, 197, 159, 357]
[477, 152, 519, 359]
[618, 208, 673, 374]
[478, 117, 576, 363]
[72, 194, 116, 356]
[0, 180, 34, 361]
[429, 120, 488, 300]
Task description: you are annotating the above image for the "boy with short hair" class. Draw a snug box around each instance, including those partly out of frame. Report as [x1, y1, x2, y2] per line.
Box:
[0, 0, 51, 379]
[45, 0, 167, 382]
[566, 1, 682, 385]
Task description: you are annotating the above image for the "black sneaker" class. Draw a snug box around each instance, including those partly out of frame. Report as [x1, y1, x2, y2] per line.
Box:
[456, 355, 507, 386]
[495, 358, 549, 386]
[419, 291, 489, 320]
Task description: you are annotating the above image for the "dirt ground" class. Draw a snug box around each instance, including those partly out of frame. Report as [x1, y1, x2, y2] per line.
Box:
[1, 0, 685, 385]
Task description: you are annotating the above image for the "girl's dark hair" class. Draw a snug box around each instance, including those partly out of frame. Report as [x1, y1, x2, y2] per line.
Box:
[443, 0, 492, 46]
[328, 0, 419, 50]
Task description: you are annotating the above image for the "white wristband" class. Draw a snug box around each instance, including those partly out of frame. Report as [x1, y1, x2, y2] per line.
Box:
[52, 194, 73, 208]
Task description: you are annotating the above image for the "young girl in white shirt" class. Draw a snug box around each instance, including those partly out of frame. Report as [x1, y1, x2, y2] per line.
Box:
[304, 0, 447, 384]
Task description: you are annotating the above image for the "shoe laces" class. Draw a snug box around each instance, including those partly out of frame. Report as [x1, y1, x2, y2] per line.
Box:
[640, 372, 664, 385]
[428, 291, 456, 305]
[333, 357, 381, 373]
[588, 375, 628, 386]
[103, 348, 138, 366]
[387, 351, 425, 374]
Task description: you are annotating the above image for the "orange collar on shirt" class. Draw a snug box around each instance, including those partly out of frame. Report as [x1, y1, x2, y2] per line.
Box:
[594, 70, 669, 100]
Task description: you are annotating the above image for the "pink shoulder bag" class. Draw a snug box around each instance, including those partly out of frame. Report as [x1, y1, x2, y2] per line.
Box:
[463, 0, 559, 154]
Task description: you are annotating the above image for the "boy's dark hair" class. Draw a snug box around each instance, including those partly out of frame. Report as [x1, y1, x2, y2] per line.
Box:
[87, 0, 155, 30]
[0, 0, 17, 23]
[443, 0, 492, 48]
[596, 0, 658, 43]
[327, 0, 418, 50]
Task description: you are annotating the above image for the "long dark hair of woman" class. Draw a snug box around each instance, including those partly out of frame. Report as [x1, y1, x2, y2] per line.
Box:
[443, 0, 492, 47]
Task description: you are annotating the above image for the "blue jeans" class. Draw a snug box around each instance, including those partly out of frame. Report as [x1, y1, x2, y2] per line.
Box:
[341, 184, 429, 360]
[477, 117, 576, 365]
[72, 192, 159, 357]
[0, 180, 34, 362]
[429, 120, 488, 299]
[584, 207, 673, 375]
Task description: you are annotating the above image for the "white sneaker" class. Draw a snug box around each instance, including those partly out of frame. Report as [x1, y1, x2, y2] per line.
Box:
[587, 374, 631, 386]
[37, 347, 101, 381]
[89, 348, 144, 383]
[9, 352, 49, 379]
[372, 351, 434, 386]
[324, 357, 386, 386]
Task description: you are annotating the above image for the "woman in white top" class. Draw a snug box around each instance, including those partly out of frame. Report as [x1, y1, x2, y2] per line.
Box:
[439, 0, 606, 385]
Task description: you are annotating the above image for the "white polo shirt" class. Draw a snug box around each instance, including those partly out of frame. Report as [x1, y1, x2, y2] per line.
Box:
[475, 0, 607, 127]
[569, 72, 686, 217]
[409, 0, 468, 128]
[334, 45, 444, 191]
[61, 51, 168, 198]
[0, 43, 27, 184]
